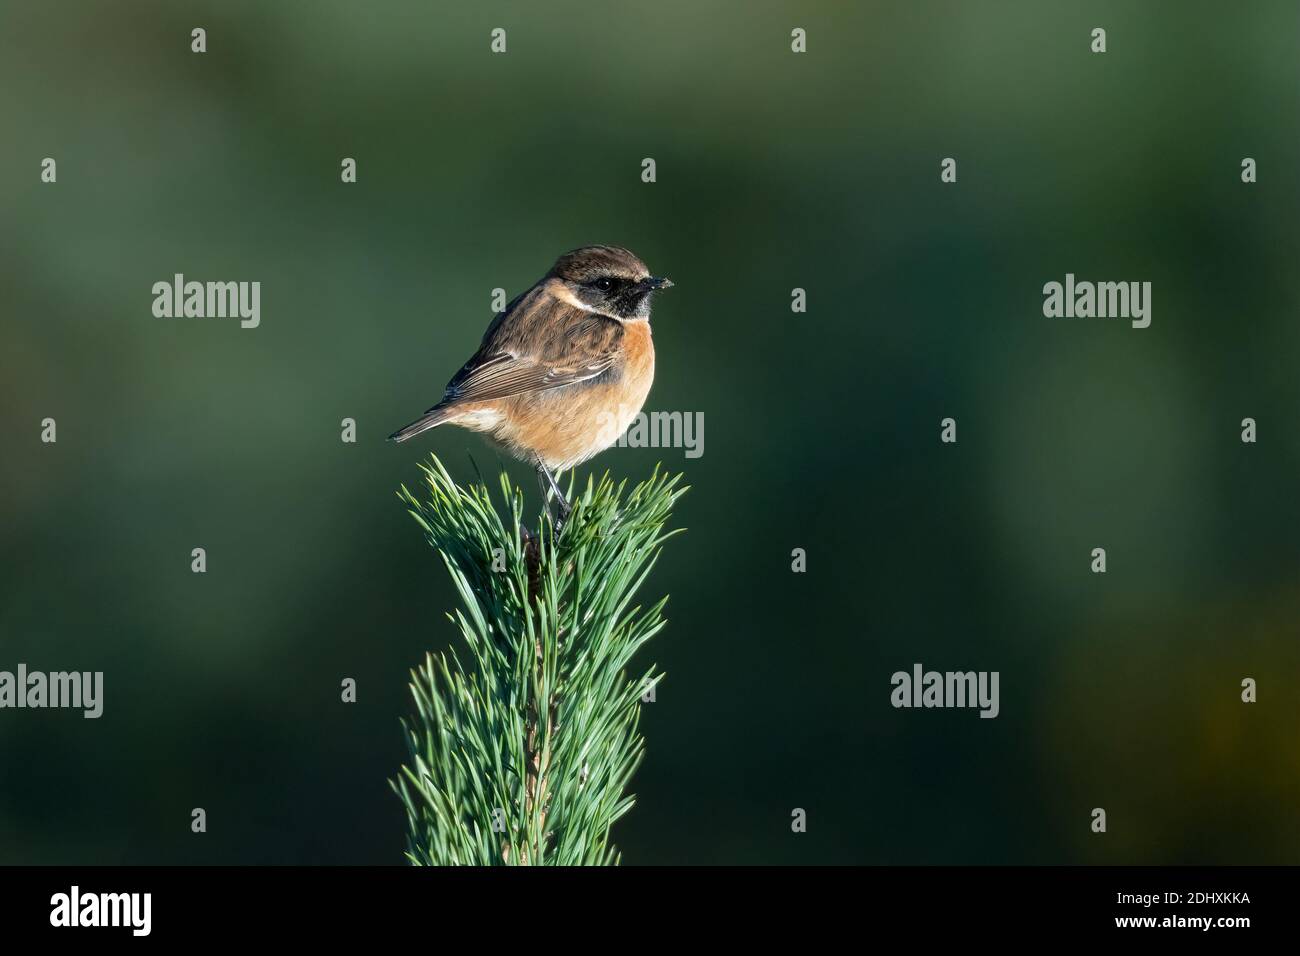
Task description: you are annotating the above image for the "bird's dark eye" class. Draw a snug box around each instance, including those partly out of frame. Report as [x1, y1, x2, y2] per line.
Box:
[593, 277, 615, 292]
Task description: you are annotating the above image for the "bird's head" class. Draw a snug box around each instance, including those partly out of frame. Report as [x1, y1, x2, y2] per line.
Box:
[548, 245, 672, 320]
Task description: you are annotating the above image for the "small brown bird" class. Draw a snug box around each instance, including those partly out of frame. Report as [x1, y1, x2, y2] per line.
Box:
[389, 245, 672, 525]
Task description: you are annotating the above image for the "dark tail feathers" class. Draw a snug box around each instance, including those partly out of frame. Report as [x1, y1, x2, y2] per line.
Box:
[388, 406, 454, 443]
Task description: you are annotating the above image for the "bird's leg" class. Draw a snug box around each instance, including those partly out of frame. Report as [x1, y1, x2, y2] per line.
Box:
[535, 466, 556, 529]
[548, 469, 572, 522]
[536, 463, 571, 534]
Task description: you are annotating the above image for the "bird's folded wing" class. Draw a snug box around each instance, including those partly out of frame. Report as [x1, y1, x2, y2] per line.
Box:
[434, 351, 616, 408]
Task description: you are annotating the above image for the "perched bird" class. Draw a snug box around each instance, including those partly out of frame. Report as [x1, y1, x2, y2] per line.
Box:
[389, 245, 672, 526]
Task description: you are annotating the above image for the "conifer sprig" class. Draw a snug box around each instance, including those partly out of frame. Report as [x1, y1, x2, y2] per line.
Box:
[392, 456, 685, 865]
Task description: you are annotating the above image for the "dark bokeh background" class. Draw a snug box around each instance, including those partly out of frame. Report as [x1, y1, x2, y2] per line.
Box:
[2, 1, 1298, 864]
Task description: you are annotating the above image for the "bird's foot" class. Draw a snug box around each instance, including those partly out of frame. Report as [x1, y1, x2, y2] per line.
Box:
[551, 499, 572, 540]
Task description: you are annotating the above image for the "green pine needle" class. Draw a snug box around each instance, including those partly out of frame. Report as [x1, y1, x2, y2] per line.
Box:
[391, 455, 686, 865]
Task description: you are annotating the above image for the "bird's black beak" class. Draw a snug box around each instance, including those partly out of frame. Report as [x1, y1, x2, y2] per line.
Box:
[641, 276, 673, 291]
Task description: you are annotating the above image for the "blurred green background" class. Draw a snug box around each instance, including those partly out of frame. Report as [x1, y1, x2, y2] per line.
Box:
[2, 0, 1298, 865]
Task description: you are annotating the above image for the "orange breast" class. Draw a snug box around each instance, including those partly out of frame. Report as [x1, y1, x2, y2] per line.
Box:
[616, 319, 656, 411]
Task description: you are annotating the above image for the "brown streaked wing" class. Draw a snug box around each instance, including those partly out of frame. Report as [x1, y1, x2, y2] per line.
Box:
[432, 350, 617, 409]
